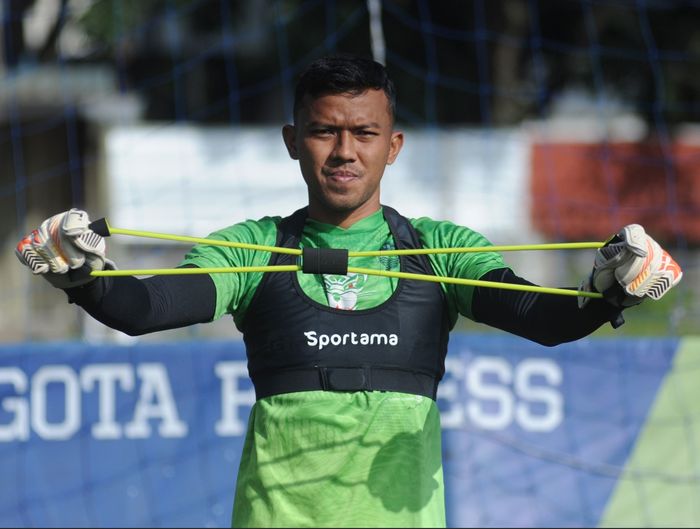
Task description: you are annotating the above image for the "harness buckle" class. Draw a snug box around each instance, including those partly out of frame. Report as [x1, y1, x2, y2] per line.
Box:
[318, 366, 371, 391]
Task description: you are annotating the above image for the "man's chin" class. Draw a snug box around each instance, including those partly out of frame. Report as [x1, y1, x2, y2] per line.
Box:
[319, 193, 362, 212]
[327, 202, 357, 213]
[311, 189, 378, 216]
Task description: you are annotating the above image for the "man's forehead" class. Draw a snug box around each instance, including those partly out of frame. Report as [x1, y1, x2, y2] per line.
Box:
[297, 90, 392, 124]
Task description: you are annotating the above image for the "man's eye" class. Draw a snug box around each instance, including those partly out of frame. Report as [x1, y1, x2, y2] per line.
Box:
[356, 130, 378, 136]
[312, 128, 333, 136]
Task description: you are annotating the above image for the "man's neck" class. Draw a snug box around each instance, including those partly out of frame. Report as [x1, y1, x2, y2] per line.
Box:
[307, 203, 382, 229]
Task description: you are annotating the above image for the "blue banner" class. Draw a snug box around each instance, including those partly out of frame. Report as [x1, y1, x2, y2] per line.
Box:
[0, 335, 680, 527]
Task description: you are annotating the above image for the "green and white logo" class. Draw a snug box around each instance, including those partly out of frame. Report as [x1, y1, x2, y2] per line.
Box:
[324, 273, 368, 310]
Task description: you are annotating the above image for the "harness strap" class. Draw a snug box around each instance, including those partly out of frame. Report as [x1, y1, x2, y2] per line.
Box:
[252, 366, 439, 400]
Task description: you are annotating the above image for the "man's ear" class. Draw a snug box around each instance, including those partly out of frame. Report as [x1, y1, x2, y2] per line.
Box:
[282, 124, 298, 160]
[387, 130, 404, 165]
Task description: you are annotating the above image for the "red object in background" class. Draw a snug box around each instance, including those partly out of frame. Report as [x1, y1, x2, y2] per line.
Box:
[530, 140, 700, 244]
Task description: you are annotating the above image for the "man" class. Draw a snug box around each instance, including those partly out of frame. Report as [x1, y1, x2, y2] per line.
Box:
[16, 55, 682, 527]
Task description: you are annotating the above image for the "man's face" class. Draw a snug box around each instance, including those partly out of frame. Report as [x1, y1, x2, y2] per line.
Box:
[282, 89, 403, 227]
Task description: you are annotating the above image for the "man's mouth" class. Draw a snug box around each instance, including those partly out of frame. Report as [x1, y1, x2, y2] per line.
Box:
[325, 170, 359, 184]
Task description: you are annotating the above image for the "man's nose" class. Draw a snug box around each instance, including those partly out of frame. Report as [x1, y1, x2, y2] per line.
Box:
[331, 130, 356, 161]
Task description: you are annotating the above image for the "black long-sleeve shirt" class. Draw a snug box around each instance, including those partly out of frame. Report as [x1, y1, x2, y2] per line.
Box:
[65, 267, 621, 346]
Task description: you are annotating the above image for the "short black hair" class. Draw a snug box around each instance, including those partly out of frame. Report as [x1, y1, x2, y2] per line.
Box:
[293, 54, 396, 123]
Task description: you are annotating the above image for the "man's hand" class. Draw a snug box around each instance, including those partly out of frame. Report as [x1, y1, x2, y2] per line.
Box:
[15, 209, 115, 289]
[579, 224, 683, 309]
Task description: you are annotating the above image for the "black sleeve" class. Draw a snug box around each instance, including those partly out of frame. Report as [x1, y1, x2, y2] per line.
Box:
[64, 272, 217, 336]
[471, 268, 623, 347]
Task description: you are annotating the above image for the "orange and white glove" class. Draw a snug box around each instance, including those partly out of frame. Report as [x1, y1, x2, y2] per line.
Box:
[15, 209, 116, 289]
[579, 224, 683, 309]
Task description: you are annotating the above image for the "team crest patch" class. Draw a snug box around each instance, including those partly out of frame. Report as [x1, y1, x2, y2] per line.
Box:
[324, 273, 368, 310]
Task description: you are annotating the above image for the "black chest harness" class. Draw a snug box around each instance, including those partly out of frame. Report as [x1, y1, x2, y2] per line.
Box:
[240, 206, 451, 401]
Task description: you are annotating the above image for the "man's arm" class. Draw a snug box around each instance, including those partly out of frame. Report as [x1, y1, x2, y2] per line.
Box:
[16, 208, 216, 336]
[472, 224, 682, 346]
[472, 268, 620, 347]
[65, 273, 216, 336]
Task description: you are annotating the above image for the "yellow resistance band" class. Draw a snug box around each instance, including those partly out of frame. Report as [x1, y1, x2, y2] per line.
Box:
[90, 223, 603, 299]
[105, 225, 604, 257]
[92, 266, 600, 299]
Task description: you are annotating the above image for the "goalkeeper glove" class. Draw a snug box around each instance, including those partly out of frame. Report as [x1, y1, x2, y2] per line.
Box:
[579, 224, 683, 309]
[15, 209, 116, 289]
